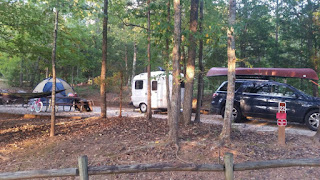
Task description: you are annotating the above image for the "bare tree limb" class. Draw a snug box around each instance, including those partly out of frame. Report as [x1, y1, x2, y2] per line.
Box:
[116, 15, 150, 31]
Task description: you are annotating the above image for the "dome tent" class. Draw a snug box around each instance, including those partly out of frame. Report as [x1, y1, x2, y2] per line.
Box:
[33, 77, 75, 95]
[33, 78, 75, 104]
[32, 78, 93, 112]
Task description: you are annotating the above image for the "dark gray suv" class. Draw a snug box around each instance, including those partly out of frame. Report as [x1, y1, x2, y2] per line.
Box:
[211, 79, 320, 131]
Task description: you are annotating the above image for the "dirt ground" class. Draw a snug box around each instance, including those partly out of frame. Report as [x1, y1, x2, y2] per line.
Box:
[1, 84, 320, 179]
[1, 112, 320, 180]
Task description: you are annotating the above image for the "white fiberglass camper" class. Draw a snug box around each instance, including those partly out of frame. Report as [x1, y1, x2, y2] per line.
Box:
[131, 71, 184, 112]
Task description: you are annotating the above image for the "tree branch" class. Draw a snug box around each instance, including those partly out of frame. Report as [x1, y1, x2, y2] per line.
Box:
[117, 15, 149, 31]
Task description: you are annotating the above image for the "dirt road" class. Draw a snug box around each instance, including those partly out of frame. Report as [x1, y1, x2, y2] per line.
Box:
[0, 104, 316, 137]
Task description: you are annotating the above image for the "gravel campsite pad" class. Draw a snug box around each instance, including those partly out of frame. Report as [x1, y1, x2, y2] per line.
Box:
[0, 112, 320, 180]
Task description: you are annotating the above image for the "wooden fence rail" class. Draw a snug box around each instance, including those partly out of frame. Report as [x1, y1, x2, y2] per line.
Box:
[1, 153, 320, 180]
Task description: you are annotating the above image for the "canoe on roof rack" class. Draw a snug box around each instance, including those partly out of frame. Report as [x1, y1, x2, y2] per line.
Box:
[206, 67, 319, 81]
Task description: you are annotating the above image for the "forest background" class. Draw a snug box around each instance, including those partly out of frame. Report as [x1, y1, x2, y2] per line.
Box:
[1, 0, 320, 94]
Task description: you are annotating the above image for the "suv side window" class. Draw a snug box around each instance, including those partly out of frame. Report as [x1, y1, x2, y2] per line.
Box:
[219, 82, 242, 92]
[243, 82, 270, 95]
[270, 84, 296, 97]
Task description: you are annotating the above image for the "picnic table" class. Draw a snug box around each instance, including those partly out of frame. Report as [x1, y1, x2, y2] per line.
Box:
[34, 96, 93, 112]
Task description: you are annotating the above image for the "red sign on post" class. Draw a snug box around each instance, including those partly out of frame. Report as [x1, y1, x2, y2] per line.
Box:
[277, 119, 287, 126]
[276, 113, 287, 120]
[277, 102, 286, 146]
[277, 102, 287, 126]
[278, 102, 286, 113]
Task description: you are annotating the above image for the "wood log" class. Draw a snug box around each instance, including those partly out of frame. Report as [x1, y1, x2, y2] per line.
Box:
[0, 168, 78, 180]
[1, 157, 320, 179]
[78, 155, 89, 180]
[88, 163, 224, 175]
[234, 158, 320, 171]
[224, 153, 234, 180]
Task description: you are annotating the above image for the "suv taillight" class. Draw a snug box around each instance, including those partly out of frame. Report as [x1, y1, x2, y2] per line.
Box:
[212, 93, 218, 98]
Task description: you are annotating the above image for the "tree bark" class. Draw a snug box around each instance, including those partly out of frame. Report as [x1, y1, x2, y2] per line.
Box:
[166, 0, 171, 121]
[71, 66, 74, 87]
[119, 71, 123, 118]
[30, 56, 40, 88]
[194, 0, 204, 123]
[146, 0, 152, 120]
[314, 126, 320, 141]
[312, 51, 319, 97]
[131, 41, 137, 84]
[181, 43, 186, 76]
[306, 0, 314, 62]
[168, 0, 181, 144]
[169, 0, 181, 144]
[220, 0, 236, 146]
[100, 0, 108, 119]
[19, 59, 23, 87]
[239, 0, 248, 68]
[274, 0, 280, 68]
[45, 66, 49, 78]
[125, 45, 129, 86]
[50, 9, 58, 137]
[183, 0, 199, 125]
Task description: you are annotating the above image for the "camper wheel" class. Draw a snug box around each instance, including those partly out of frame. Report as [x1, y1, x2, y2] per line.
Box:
[139, 103, 147, 113]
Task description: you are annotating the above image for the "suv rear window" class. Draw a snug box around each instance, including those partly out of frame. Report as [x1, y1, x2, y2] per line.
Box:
[219, 82, 243, 92]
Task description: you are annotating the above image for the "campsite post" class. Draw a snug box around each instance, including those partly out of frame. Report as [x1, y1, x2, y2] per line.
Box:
[276, 102, 287, 146]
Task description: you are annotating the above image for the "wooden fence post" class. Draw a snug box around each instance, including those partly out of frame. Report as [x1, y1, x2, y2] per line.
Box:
[78, 155, 89, 180]
[224, 153, 234, 180]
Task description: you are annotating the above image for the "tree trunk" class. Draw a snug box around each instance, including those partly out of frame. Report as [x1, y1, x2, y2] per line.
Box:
[220, 0, 236, 146]
[146, 0, 152, 120]
[131, 41, 137, 84]
[312, 51, 319, 97]
[35, 57, 40, 85]
[274, 0, 279, 68]
[181, 38, 186, 76]
[166, 0, 171, 120]
[239, 0, 248, 68]
[183, 0, 199, 125]
[125, 45, 129, 86]
[76, 66, 79, 80]
[45, 65, 49, 78]
[194, 0, 204, 123]
[119, 71, 123, 118]
[100, 0, 108, 119]
[168, 0, 181, 144]
[30, 57, 40, 88]
[314, 127, 320, 139]
[50, 9, 59, 137]
[307, 0, 314, 62]
[71, 66, 74, 87]
[19, 59, 23, 87]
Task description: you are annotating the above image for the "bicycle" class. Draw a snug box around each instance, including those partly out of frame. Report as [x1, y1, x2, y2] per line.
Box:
[30, 98, 43, 113]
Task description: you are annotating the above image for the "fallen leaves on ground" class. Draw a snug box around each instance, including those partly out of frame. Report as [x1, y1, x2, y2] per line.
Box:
[0, 113, 319, 179]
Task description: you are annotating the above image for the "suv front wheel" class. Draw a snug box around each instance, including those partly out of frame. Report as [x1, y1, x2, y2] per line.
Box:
[221, 105, 243, 123]
[305, 110, 320, 131]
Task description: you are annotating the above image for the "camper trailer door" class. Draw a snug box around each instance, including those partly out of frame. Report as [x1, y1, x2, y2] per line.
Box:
[151, 81, 158, 108]
[132, 79, 147, 107]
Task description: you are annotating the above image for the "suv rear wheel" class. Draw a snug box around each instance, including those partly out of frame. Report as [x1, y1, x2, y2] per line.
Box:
[305, 110, 319, 131]
[221, 105, 243, 123]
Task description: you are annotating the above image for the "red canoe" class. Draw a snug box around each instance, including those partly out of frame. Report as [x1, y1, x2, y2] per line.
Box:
[206, 67, 319, 81]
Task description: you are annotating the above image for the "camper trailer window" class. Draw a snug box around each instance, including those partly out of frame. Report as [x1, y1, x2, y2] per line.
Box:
[152, 81, 157, 91]
[135, 80, 143, 89]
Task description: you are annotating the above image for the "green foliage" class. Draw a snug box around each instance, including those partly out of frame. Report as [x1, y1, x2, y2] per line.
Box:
[1, 0, 320, 92]
[0, 54, 21, 86]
